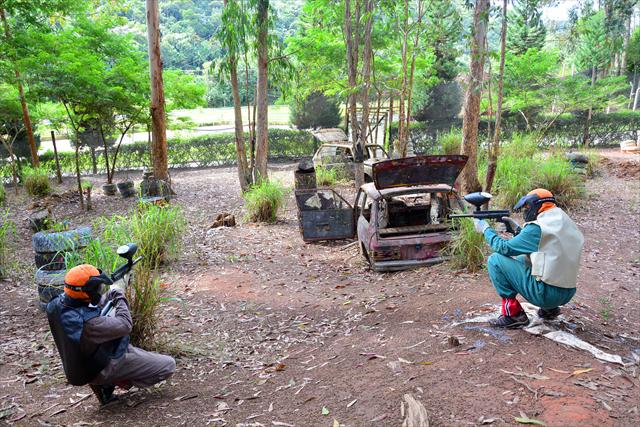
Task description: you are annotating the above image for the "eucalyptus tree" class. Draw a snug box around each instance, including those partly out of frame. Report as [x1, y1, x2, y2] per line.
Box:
[255, 0, 270, 180]
[218, 0, 252, 190]
[460, 0, 489, 194]
[574, 10, 610, 145]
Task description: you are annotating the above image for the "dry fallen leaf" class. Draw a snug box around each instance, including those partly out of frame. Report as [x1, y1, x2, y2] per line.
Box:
[569, 368, 593, 377]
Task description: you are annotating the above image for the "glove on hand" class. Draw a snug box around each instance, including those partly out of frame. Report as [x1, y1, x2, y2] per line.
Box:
[473, 218, 489, 233]
[500, 217, 522, 235]
[106, 287, 125, 302]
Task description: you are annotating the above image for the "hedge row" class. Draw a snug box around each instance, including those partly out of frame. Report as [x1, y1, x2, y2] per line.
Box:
[1, 129, 317, 179]
[390, 111, 640, 154]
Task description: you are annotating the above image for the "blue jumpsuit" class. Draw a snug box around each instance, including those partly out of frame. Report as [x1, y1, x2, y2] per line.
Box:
[483, 224, 576, 314]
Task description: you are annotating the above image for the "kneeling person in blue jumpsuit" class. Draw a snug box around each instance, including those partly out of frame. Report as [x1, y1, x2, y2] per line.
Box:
[473, 189, 584, 328]
[47, 264, 176, 405]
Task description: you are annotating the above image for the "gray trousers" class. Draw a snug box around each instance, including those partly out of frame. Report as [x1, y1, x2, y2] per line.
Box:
[92, 345, 175, 388]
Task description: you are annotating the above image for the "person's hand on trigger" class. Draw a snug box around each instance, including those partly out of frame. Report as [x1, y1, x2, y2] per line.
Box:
[473, 218, 489, 233]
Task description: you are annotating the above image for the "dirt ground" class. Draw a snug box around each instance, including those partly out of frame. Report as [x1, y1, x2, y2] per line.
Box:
[1, 149, 639, 426]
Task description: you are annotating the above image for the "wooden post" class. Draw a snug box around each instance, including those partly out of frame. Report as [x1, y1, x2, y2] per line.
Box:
[145, 0, 169, 181]
[51, 131, 62, 183]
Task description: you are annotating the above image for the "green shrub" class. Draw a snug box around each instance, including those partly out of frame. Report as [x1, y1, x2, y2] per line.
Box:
[23, 167, 51, 196]
[501, 132, 539, 158]
[493, 155, 537, 208]
[0, 209, 15, 278]
[3, 129, 317, 181]
[244, 180, 286, 223]
[129, 203, 187, 270]
[0, 184, 5, 205]
[290, 91, 342, 129]
[447, 217, 486, 272]
[437, 129, 462, 155]
[316, 166, 338, 187]
[532, 155, 584, 208]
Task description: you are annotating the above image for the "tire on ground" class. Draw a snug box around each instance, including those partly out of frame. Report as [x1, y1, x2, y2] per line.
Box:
[32, 226, 92, 254]
[35, 268, 66, 311]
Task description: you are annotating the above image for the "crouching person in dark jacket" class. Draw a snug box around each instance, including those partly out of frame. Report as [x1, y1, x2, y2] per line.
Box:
[46, 264, 175, 405]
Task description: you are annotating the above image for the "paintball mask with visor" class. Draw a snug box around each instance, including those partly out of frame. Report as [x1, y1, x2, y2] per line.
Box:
[513, 189, 556, 222]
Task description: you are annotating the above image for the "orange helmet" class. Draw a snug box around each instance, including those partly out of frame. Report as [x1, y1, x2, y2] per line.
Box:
[64, 264, 112, 304]
[514, 188, 556, 221]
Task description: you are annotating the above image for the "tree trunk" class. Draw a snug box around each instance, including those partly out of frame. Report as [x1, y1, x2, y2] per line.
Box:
[254, 0, 270, 181]
[387, 96, 393, 154]
[145, 0, 169, 181]
[582, 66, 597, 146]
[344, 0, 362, 180]
[51, 131, 63, 183]
[230, 58, 250, 190]
[1, 8, 39, 167]
[397, 0, 409, 156]
[90, 147, 98, 175]
[356, 0, 374, 188]
[98, 122, 112, 182]
[485, 0, 508, 194]
[460, 0, 489, 194]
[244, 55, 254, 179]
[622, 15, 631, 73]
[404, 0, 424, 157]
[75, 144, 85, 210]
[374, 92, 382, 145]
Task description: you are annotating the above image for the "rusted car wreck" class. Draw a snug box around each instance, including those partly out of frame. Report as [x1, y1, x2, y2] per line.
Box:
[295, 155, 468, 272]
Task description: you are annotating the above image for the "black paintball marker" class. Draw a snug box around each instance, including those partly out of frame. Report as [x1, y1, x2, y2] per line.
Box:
[100, 243, 142, 317]
[449, 192, 521, 235]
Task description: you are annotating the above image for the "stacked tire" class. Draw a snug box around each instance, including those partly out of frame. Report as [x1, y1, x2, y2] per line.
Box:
[117, 180, 136, 198]
[32, 226, 92, 311]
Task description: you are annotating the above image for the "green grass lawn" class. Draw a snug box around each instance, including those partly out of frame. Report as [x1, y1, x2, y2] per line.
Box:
[170, 104, 291, 126]
[39, 105, 292, 141]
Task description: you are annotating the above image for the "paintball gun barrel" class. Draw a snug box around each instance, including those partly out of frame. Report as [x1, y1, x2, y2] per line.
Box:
[449, 192, 520, 235]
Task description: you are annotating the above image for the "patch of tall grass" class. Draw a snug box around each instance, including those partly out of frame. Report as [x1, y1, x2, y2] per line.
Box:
[492, 155, 537, 208]
[447, 217, 486, 272]
[315, 166, 338, 187]
[500, 132, 539, 158]
[437, 129, 462, 155]
[0, 210, 15, 278]
[487, 135, 584, 210]
[243, 180, 286, 223]
[0, 184, 5, 205]
[532, 155, 585, 208]
[581, 150, 600, 177]
[23, 167, 51, 197]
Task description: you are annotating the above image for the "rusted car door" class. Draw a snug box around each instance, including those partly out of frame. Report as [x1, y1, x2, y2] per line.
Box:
[295, 189, 355, 241]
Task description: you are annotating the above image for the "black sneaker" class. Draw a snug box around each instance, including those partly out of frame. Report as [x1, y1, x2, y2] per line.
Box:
[490, 312, 529, 329]
[90, 384, 118, 406]
[538, 307, 561, 319]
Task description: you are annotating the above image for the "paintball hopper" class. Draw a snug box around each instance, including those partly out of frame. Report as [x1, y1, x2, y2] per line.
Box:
[111, 243, 141, 284]
[464, 192, 493, 212]
[116, 243, 138, 263]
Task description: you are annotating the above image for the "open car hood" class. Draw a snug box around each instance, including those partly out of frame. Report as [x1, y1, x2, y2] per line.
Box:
[372, 155, 468, 190]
